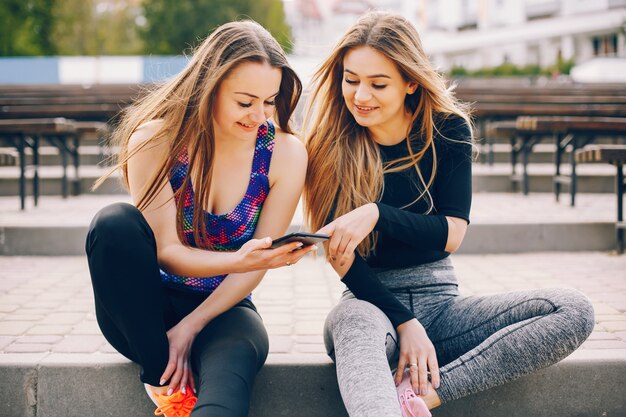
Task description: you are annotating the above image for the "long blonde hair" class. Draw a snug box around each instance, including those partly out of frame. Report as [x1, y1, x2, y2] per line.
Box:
[95, 20, 302, 249]
[302, 11, 472, 258]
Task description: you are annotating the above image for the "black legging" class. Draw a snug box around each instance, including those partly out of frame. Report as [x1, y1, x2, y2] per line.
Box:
[85, 203, 269, 417]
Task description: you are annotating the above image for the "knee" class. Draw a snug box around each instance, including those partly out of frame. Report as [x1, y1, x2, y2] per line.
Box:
[86, 203, 149, 253]
[325, 299, 390, 337]
[201, 337, 267, 371]
[564, 288, 595, 339]
[552, 288, 596, 344]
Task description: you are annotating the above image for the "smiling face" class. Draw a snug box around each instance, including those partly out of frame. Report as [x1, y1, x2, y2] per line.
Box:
[213, 61, 282, 141]
[341, 46, 417, 142]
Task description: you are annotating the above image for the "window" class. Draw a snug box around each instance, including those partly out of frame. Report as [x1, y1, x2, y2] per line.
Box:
[592, 33, 619, 57]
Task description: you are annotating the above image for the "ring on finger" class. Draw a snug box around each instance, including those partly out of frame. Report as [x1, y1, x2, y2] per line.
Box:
[409, 363, 418, 368]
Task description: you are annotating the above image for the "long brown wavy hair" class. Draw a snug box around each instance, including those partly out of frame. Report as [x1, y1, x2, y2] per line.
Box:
[94, 20, 302, 249]
[302, 11, 473, 258]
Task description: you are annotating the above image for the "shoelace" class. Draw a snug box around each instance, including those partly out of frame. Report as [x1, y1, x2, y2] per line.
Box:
[399, 388, 418, 417]
[399, 388, 431, 417]
[153, 391, 197, 417]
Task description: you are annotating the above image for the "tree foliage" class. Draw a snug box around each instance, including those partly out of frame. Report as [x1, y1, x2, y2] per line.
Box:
[0, 0, 293, 56]
[0, 0, 56, 56]
[52, 0, 143, 55]
[141, 0, 293, 55]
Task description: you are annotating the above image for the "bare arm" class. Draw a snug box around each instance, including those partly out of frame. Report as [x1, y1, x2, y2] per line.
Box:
[160, 131, 313, 393]
[127, 122, 303, 278]
[178, 132, 310, 332]
[444, 216, 467, 253]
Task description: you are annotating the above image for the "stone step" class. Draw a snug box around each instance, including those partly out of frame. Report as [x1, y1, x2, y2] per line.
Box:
[1, 350, 624, 417]
[1, 252, 624, 417]
[472, 162, 617, 193]
[0, 163, 619, 198]
[0, 192, 620, 255]
[484, 135, 624, 146]
[11, 146, 111, 166]
[478, 143, 561, 164]
[0, 141, 565, 166]
[0, 221, 618, 255]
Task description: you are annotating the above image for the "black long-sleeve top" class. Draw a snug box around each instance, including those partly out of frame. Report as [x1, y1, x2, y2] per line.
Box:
[340, 114, 473, 327]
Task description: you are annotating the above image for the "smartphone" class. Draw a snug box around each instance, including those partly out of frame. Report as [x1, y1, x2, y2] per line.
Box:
[270, 232, 330, 249]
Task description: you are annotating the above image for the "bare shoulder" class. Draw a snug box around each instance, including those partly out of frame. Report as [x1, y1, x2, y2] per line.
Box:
[272, 126, 307, 166]
[128, 119, 167, 154]
[268, 126, 307, 184]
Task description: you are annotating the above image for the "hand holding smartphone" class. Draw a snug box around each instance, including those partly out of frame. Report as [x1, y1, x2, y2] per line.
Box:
[270, 232, 330, 249]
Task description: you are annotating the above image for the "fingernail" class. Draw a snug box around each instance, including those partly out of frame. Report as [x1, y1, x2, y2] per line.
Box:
[159, 379, 166, 386]
[296, 242, 303, 247]
[312, 245, 318, 250]
[435, 382, 440, 389]
[167, 388, 173, 396]
[193, 387, 197, 394]
[182, 386, 186, 394]
[395, 380, 399, 387]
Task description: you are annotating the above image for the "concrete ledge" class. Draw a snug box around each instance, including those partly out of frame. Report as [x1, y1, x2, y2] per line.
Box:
[0, 351, 624, 417]
[0, 171, 617, 197]
[0, 176, 124, 197]
[0, 222, 616, 255]
[0, 226, 88, 256]
[436, 349, 626, 417]
[472, 171, 616, 193]
[458, 222, 616, 254]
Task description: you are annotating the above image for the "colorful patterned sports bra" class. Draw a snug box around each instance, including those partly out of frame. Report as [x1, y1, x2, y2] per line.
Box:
[159, 120, 275, 294]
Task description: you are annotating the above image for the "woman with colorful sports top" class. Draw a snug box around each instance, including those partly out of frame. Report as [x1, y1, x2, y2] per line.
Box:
[86, 21, 314, 417]
[302, 11, 595, 417]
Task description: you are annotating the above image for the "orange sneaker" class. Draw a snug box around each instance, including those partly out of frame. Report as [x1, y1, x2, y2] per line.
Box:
[144, 385, 197, 417]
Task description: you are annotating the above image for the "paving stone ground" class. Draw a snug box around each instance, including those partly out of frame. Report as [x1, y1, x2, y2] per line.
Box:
[0, 252, 624, 360]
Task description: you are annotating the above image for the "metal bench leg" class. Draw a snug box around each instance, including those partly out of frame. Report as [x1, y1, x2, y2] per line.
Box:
[617, 163, 624, 254]
[487, 135, 494, 166]
[72, 134, 80, 195]
[33, 136, 40, 207]
[521, 135, 539, 196]
[18, 136, 26, 210]
[510, 135, 518, 192]
[554, 134, 562, 202]
[59, 136, 68, 199]
[522, 144, 530, 195]
[570, 138, 578, 207]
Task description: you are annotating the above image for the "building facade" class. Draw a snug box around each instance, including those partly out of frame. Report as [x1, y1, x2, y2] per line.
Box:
[285, 0, 626, 71]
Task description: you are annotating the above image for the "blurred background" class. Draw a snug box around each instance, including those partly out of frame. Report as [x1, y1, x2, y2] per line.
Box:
[1, 0, 625, 84]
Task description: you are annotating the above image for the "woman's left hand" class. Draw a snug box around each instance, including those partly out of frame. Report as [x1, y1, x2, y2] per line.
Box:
[160, 318, 199, 395]
[317, 203, 379, 266]
[395, 318, 440, 396]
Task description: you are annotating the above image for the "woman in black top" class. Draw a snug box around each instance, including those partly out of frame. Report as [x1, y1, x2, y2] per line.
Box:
[303, 11, 594, 417]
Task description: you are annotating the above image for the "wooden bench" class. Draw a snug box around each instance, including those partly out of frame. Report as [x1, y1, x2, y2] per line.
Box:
[454, 82, 626, 164]
[487, 116, 626, 205]
[575, 145, 626, 254]
[0, 118, 78, 209]
[0, 84, 144, 122]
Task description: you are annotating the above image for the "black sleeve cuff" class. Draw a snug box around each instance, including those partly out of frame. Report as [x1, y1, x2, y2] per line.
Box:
[341, 254, 415, 327]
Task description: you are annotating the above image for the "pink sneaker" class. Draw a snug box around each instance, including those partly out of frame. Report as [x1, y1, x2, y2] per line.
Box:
[395, 369, 432, 417]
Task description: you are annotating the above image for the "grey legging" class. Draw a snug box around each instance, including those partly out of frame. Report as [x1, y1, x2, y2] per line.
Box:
[324, 258, 595, 417]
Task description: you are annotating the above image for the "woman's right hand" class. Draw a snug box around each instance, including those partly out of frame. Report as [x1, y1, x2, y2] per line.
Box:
[395, 318, 440, 397]
[235, 237, 316, 272]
